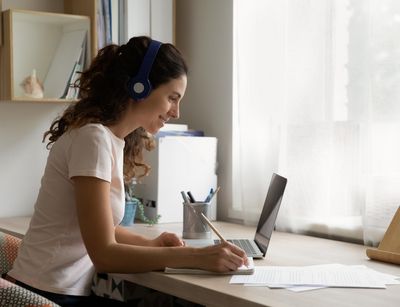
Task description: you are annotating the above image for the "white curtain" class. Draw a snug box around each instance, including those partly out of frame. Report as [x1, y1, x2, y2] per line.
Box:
[232, 0, 400, 245]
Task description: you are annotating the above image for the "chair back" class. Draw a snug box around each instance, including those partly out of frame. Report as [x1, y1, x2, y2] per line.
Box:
[0, 231, 21, 275]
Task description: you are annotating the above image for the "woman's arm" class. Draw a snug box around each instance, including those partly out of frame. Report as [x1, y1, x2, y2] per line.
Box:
[115, 225, 184, 247]
[114, 225, 153, 246]
[73, 176, 247, 274]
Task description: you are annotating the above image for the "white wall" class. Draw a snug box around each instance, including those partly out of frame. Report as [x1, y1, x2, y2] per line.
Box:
[124, 0, 174, 44]
[0, 0, 66, 217]
[0, 102, 67, 216]
[175, 0, 234, 221]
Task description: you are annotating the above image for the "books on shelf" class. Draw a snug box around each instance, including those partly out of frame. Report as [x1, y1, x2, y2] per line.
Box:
[103, 0, 112, 45]
[160, 124, 188, 131]
[97, 0, 113, 49]
[156, 130, 205, 137]
[156, 123, 204, 137]
[44, 29, 88, 99]
[63, 62, 82, 100]
[62, 31, 88, 100]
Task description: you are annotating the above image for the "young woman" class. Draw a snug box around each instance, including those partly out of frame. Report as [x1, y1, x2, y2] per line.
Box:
[8, 36, 247, 306]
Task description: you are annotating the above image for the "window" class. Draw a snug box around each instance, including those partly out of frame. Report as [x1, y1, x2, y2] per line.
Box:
[233, 0, 400, 245]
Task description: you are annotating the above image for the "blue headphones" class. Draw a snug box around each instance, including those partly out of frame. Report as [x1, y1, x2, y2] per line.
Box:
[127, 39, 162, 100]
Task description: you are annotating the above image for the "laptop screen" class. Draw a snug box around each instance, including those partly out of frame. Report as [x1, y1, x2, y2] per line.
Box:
[254, 173, 287, 256]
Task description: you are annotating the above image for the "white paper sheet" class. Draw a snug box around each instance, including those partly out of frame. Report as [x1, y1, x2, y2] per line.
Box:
[244, 283, 326, 292]
[230, 264, 398, 289]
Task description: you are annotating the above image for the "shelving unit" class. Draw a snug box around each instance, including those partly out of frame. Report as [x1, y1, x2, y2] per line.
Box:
[0, 9, 90, 102]
[64, 0, 98, 59]
[64, 0, 177, 56]
[0, 0, 175, 103]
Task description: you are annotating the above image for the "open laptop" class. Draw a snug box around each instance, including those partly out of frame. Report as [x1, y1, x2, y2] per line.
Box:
[185, 173, 287, 259]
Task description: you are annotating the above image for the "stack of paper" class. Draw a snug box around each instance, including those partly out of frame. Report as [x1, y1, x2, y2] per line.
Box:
[157, 123, 204, 137]
[230, 264, 400, 292]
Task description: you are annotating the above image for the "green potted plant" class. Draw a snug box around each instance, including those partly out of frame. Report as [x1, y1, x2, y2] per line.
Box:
[121, 182, 161, 226]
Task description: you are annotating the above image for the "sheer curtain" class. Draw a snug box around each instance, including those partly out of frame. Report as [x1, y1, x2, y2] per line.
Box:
[232, 0, 400, 245]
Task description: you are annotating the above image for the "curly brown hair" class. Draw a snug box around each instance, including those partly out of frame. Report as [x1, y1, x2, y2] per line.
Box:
[43, 36, 188, 182]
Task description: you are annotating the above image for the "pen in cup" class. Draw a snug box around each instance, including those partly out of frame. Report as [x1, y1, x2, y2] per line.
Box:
[205, 186, 220, 203]
[182, 191, 207, 232]
[181, 191, 190, 203]
[187, 191, 196, 203]
[204, 188, 213, 202]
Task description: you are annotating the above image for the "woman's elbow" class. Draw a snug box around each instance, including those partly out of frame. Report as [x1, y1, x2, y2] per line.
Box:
[86, 245, 116, 273]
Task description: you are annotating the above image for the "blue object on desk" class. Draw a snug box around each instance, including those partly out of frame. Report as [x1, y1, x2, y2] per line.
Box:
[120, 199, 139, 226]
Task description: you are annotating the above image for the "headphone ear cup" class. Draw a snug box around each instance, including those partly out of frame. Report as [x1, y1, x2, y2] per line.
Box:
[128, 40, 162, 101]
[128, 77, 152, 100]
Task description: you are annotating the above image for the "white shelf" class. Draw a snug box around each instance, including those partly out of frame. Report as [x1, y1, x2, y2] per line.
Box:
[0, 9, 90, 101]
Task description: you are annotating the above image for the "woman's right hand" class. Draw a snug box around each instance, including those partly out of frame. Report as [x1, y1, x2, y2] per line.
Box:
[197, 241, 248, 272]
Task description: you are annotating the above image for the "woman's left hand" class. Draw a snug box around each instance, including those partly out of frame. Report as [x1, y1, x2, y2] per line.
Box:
[151, 232, 185, 247]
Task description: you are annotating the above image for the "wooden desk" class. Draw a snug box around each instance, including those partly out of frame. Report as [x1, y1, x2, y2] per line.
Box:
[1, 217, 399, 307]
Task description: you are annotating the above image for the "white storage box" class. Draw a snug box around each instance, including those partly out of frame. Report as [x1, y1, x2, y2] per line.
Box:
[134, 136, 218, 223]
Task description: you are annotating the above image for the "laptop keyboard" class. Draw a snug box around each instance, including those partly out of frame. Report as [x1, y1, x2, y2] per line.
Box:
[214, 239, 258, 255]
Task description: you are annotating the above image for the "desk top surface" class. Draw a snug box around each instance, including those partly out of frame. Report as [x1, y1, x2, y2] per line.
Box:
[0, 217, 399, 307]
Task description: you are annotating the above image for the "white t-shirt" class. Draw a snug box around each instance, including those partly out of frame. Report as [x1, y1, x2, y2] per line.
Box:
[9, 124, 125, 296]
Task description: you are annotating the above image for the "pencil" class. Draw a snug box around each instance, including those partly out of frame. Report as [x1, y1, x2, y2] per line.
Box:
[200, 213, 226, 242]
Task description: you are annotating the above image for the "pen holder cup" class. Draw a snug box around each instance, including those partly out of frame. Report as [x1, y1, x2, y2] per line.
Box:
[182, 202, 212, 239]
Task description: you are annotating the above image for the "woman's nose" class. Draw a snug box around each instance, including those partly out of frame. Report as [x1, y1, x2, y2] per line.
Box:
[169, 105, 180, 119]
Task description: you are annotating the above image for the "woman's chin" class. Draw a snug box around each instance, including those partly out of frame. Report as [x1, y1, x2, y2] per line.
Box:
[147, 127, 160, 135]
[144, 122, 164, 135]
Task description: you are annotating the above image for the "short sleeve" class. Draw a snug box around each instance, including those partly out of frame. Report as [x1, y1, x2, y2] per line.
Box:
[68, 125, 113, 182]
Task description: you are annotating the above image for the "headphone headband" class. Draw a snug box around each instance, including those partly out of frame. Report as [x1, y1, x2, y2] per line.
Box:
[128, 39, 162, 100]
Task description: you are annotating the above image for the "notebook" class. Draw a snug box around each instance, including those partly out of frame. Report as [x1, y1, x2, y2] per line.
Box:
[165, 257, 254, 275]
[185, 173, 287, 259]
